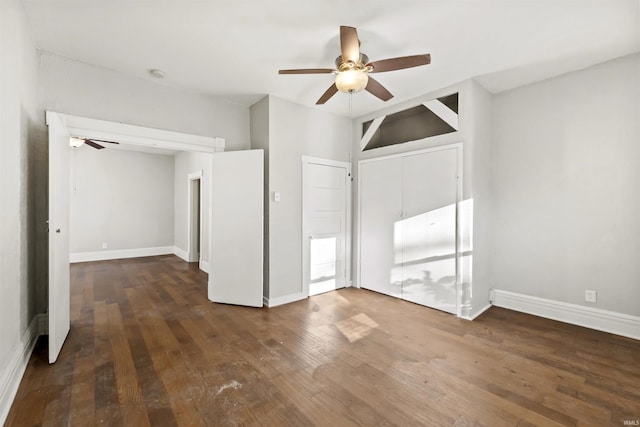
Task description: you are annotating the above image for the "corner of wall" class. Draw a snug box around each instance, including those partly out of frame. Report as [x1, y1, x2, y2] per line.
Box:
[466, 80, 495, 317]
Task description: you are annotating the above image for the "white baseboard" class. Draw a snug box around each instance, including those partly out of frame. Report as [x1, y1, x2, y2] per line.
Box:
[173, 246, 189, 262]
[462, 303, 492, 321]
[174, 248, 208, 273]
[70, 246, 175, 263]
[199, 259, 210, 274]
[264, 292, 306, 308]
[0, 314, 45, 425]
[491, 289, 640, 341]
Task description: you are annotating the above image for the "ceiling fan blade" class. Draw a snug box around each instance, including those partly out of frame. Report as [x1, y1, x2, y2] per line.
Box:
[340, 26, 360, 64]
[83, 139, 105, 149]
[316, 83, 338, 105]
[365, 77, 393, 101]
[87, 138, 119, 145]
[367, 54, 431, 73]
[279, 68, 335, 75]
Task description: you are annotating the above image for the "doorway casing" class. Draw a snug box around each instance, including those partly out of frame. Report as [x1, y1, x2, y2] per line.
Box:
[187, 170, 204, 270]
[46, 111, 224, 363]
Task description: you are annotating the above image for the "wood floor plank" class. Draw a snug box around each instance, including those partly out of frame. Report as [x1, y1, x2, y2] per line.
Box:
[6, 255, 640, 426]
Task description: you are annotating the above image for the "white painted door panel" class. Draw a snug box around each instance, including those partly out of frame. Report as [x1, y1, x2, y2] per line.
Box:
[209, 150, 263, 307]
[303, 161, 348, 296]
[359, 157, 403, 299]
[47, 112, 71, 363]
[400, 149, 458, 313]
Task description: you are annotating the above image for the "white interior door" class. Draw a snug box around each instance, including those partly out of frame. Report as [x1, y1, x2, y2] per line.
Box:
[209, 150, 263, 307]
[47, 111, 71, 363]
[302, 158, 349, 296]
[400, 148, 458, 313]
[359, 156, 403, 299]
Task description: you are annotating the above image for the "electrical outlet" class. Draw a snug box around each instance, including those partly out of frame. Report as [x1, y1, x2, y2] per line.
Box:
[585, 290, 597, 303]
[102, 242, 108, 249]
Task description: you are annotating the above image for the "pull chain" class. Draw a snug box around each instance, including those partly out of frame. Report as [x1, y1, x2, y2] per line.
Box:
[348, 93, 353, 181]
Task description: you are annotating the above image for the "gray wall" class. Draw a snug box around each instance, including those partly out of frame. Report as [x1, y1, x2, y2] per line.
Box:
[174, 150, 213, 265]
[466, 80, 494, 317]
[491, 53, 640, 316]
[0, 0, 40, 407]
[69, 147, 175, 254]
[249, 96, 270, 297]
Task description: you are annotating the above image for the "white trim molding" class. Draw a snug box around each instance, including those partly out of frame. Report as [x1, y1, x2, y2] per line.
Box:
[187, 170, 204, 264]
[46, 111, 225, 153]
[200, 260, 210, 274]
[0, 314, 45, 425]
[173, 246, 189, 262]
[264, 292, 306, 308]
[462, 303, 492, 321]
[360, 116, 385, 151]
[423, 99, 459, 130]
[174, 247, 208, 273]
[70, 246, 175, 263]
[491, 289, 640, 341]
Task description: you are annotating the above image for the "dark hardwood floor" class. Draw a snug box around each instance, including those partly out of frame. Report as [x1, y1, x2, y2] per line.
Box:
[6, 255, 640, 426]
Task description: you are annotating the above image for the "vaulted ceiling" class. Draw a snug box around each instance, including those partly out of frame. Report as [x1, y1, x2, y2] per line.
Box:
[21, 0, 640, 117]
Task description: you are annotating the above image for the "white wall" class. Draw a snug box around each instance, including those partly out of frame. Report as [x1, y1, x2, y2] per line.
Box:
[0, 0, 41, 422]
[38, 52, 251, 151]
[257, 96, 349, 303]
[174, 150, 212, 267]
[69, 147, 175, 255]
[491, 53, 640, 317]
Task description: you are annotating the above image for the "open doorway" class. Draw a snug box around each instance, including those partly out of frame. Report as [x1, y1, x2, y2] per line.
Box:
[187, 171, 203, 269]
[46, 111, 224, 363]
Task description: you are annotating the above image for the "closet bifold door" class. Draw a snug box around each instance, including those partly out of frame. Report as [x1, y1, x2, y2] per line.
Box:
[359, 157, 403, 298]
[400, 148, 458, 314]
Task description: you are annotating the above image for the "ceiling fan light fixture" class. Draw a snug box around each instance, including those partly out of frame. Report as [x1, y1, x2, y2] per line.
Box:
[335, 69, 368, 93]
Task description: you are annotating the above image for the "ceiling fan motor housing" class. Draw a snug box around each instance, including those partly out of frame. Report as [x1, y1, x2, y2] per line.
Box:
[335, 53, 370, 71]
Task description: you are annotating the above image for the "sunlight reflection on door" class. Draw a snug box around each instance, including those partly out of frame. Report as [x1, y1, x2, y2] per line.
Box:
[394, 203, 457, 313]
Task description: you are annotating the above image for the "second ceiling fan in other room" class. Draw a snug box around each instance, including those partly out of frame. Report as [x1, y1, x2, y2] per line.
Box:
[279, 25, 431, 104]
[70, 137, 120, 150]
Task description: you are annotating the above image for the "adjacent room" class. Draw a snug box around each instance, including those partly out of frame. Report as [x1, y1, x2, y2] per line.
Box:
[2, 0, 639, 425]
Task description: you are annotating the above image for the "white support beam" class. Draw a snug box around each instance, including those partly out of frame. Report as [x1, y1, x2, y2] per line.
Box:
[360, 116, 385, 151]
[423, 99, 459, 130]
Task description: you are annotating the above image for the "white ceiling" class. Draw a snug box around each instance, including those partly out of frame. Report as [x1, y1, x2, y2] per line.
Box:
[21, 0, 640, 118]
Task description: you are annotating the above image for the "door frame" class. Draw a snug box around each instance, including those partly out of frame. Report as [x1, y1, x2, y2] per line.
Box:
[187, 170, 203, 267]
[301, 156, 352, 297]
[46, 111, 224, 362]
[356, 143, 464, 316]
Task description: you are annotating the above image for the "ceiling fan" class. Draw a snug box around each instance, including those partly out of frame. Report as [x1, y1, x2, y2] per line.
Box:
[279, 25, 431, 105]
[70, 137, 120, 150]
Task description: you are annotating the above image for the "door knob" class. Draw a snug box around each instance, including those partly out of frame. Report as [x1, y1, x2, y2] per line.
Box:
[56, 228, 61, 234]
